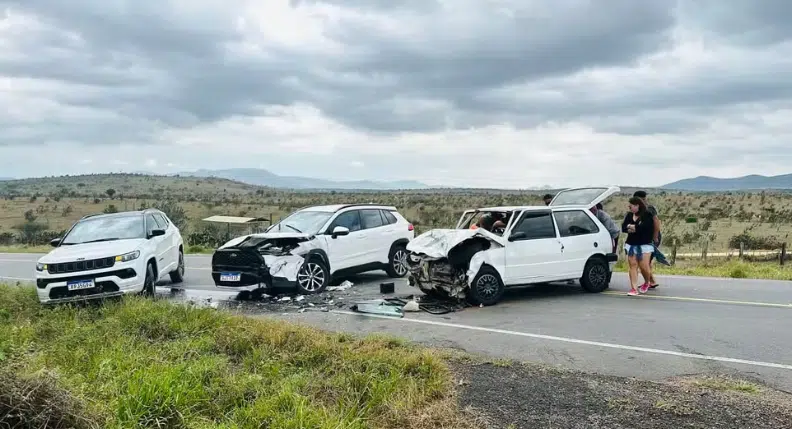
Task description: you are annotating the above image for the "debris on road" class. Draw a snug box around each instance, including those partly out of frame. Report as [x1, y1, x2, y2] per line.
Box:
[350, 299, 404, 318]
[328, 280, 354, 292]
[380, 282, 395, 294]
[403, 299, 420, 312]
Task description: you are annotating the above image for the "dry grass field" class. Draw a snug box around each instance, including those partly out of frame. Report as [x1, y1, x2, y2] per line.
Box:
[2, 174, 792, 278]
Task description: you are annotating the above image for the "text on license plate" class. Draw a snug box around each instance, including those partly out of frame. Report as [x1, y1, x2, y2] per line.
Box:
[67, 279, 95, 291]
[220, 272, 241, 282]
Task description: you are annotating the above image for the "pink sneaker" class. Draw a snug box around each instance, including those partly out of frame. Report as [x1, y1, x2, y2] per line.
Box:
[639, 283, 650, 294]
[627, 289, 639, 296]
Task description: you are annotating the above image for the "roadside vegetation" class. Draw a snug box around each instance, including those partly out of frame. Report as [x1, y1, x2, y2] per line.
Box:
[0, 284, 472, 428]
[2, 173, 792, 280]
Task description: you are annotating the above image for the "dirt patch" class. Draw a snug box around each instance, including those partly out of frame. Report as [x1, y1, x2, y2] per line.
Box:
[454, 362, 792, 429]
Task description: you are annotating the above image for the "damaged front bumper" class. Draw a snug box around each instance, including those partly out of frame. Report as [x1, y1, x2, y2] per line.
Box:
[407, 255, 469, 300]
[211, 248, 305, 292]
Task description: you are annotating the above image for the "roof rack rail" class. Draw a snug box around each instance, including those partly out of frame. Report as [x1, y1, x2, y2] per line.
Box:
[336, 203, 396, 211]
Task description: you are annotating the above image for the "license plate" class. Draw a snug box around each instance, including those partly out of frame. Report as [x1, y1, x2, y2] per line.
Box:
[220, 272, 241, 282]
[67, 279, 95, 291]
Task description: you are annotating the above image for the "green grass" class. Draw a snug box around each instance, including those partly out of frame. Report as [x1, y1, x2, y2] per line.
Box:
[0, 285, 472, 429]
[613, 258, 792, 281]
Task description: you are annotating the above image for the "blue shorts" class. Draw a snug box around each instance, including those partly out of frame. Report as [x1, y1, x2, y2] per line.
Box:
[624, 244, 654, 257]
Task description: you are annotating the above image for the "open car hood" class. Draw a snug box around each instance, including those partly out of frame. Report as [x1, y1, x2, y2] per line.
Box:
[406, 228, 506, 259]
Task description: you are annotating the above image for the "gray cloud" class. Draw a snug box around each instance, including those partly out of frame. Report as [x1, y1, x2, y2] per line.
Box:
[0, 0, 791, 187]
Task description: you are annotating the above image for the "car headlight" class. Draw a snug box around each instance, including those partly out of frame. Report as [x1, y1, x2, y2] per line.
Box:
[36, 262, 47, 272]
[115, 250, 140, 262]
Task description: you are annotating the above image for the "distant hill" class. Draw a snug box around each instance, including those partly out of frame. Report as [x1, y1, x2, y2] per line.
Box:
[178, 168, 429, 190]
[0, 177, 12, 181]
[662, 174, 792, 191]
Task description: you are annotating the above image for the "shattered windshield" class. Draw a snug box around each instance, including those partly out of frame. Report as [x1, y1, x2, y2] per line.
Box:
[458, 210, 514, 234]
[270, 210, 333, 235]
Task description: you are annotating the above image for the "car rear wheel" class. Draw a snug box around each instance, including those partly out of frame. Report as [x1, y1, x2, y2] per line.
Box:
[580, 258, 609, 293]
[386, 244, 409, 278]
[467, 266, 505, 306]
[296, 259, 329, 295]
[169, 249, 185, 283]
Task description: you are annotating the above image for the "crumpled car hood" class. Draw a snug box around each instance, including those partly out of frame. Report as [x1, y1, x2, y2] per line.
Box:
[406, 228, 506, 259]
[219, 232, 313, 249]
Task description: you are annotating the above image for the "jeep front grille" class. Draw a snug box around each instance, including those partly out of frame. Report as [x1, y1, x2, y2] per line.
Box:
[47, 257, 116, 274]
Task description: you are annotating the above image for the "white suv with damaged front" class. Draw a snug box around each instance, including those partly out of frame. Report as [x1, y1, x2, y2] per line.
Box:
[211, 204, 414, 295]
[34, 209, 185, 304]
[406, 187, 620, 306]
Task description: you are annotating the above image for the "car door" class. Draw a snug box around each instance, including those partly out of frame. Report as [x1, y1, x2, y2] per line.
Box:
[552, 209, 604, 277]
[324, 210, 364, 271]
[356, 209, 392, 265]
[153, 213, 178, 272]
[455, 210, 477, 229]
[502, 210, 565, 285]
[145, 213, 170, 278]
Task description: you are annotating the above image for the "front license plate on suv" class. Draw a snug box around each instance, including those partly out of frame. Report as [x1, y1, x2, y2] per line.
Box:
[220, 272, 241, 282]
[67, 279, 95, 291]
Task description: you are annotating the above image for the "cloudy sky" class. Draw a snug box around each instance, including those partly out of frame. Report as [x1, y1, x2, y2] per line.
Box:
[1, 0, 791, 188]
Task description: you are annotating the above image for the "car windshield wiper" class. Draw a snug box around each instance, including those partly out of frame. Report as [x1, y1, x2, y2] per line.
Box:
[282, 224, 302, 233]
[80, 238, 121, 244]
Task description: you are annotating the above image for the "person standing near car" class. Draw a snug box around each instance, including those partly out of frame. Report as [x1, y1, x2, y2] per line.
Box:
[633, 190, 660, 288]
[543, 193, 553, 205]
[593, 203, 619, 252]
[622, 197, 655, 296]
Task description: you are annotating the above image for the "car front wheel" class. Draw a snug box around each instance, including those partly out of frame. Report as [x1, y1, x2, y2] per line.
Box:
[296, 259, 329, 295]
[142, 262, 156, 296]
[467, 266, 505, 306]
[580, 258, 609, 293]
[169, 249, 185, 284]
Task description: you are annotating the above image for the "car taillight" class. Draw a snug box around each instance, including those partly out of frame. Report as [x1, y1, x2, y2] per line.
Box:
[408, 223, 414, 231]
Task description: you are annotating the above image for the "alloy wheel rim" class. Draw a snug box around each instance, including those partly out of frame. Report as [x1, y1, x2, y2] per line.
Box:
[477, 274, 499, 298]
[393, 250, 408, 276]
[297, 262, 326, 291]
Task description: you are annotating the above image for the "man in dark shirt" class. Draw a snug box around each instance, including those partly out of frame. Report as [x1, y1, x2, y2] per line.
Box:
[634, 190, 660, 288]
[543, 194, 553, 206]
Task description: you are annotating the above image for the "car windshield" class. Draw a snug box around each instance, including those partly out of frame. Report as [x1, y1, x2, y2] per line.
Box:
[61, 214, 146, 245]
[270, 210, 333, 235]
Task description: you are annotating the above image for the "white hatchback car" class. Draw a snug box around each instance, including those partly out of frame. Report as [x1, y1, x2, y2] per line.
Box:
[34, 209, 185, 304]
[406, 187, 620, 306]
[211, 204, 415, 295]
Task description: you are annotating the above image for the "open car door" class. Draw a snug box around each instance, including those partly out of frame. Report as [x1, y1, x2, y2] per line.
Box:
[549, 186, 621, 207]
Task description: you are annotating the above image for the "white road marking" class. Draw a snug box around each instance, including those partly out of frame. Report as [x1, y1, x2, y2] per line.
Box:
[331, 310, 792, 371]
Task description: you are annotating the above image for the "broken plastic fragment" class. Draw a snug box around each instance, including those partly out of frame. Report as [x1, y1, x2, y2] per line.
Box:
[279, 296, 292, 302]
[351, 299, 404, 318]
[403, 300, 420, 312]
[295, 295, 305, 302]
[328, 280, 354, 291]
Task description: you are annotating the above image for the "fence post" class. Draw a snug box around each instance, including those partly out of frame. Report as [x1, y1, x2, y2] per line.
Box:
[671, 239, 678, 266]
[781, 243, 787, 266]
[739, 242, 744, 259]
[701, 240, 708, 262]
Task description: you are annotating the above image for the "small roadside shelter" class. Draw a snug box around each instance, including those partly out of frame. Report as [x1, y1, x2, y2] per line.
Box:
[201, 215, 272, 240]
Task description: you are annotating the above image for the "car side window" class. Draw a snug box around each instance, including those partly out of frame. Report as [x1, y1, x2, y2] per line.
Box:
[511, 211, 556, 240]
[145, 214, 159, 235]
[154, 213, 169, 229]
[331, 210, 362, 232]
[553, 210, 600, 237]
[360, 209, 384, 230]
[381, 210, 397, 225]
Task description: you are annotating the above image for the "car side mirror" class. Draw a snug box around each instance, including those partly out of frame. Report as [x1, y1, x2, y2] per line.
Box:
[50, 238, 61, 247]
[149, 229, 166, 238]
[331, 226, 350, 238]
[509, 231, 527, 242]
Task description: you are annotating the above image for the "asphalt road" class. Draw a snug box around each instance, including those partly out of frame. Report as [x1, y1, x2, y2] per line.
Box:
[3, 252, 792, 390]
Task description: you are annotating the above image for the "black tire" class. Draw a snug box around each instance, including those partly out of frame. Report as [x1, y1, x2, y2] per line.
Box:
[296, 258, 329, 295]
[142, 262, 156, 296]
[467, 266, 505, 306]
[169, 249, 185, 284]
[580, 258, 610, 293]
[385, 244, 409, 278]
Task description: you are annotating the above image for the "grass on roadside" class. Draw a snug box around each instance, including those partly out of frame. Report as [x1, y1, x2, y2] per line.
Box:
[0, 284, 471, 429]
[613, 257, 792, 281]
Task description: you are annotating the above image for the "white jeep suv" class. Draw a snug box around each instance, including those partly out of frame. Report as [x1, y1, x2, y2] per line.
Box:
[211, 204, 415, 295]
[34, 209, 185, 304]
[406, 187, 620, 306]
